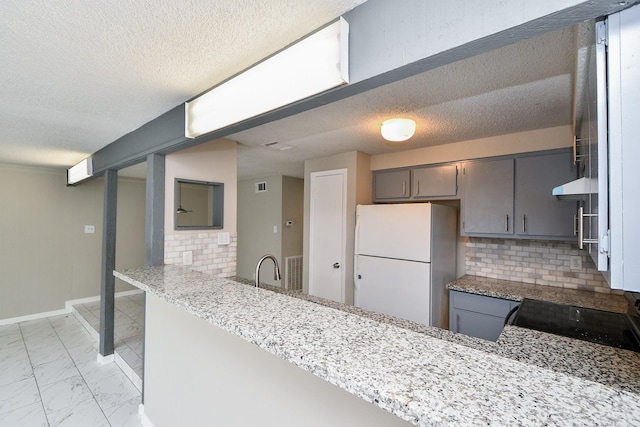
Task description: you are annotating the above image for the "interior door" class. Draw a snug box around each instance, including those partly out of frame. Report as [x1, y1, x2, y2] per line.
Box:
[308, 169, 347, 303]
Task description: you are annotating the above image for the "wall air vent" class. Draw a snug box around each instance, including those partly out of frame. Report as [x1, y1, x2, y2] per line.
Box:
[255, 181, 267, 193]
[262, 141, 293, 151]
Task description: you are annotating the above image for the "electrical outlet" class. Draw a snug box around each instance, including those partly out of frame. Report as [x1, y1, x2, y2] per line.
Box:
[217, 232, 230, 245]
[84, 225, 95, 234]
[570, 256, 582, 271]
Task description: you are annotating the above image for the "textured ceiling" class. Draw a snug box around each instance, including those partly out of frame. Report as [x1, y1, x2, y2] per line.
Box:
[231, 25, 578, 179]
[1, 1, 580, 181]
[0, 0, 366, 167]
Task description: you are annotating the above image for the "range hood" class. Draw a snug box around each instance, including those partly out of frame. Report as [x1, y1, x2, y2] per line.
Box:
[552, 177, 597, 200]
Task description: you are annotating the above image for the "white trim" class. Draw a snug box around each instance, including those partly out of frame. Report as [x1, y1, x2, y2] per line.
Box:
[0, 289, 144, 325]
[115, 350, 143, 392]
[97, 353, 115, 365]
[0, 307, 69, 326]
[308, 168, 348, 303]
[140, 404, 156, 427]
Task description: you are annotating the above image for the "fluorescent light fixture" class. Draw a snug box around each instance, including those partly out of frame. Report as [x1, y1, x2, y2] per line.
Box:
[67, 158, 93, 185]
[381, 118, 416, 142]
[185, 17, 349, 138]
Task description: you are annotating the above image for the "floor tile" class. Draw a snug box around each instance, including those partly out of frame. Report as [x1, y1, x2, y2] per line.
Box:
[105, 396, 142, 427]
[26, 341, 69, 366]
[0, 401, 48, 427]
[0, 342, 28, 366]
[0, 325, 24, 349]
[20, 320, 55, 340]
[47, 397, 110, 427]
[0, 354, 33, 388]
[39, 375, 93, 414]
[86, 370, 140, 413]
[65, 341, 99, 364]
[117, 323, 143, 340]
[33, 357, 79, 387]
[76, 358, 124, 385]
[0, 376, 40, 416]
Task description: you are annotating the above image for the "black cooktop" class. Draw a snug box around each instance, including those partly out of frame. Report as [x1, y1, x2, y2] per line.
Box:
[512, 298, 640, 352]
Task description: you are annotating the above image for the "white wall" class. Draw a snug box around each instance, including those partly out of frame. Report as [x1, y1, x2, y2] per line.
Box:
[281, 176, 304, 261]
[371, 125, 572, 170]
[237, 175, 304, 286]
[143, 293, 412, 427]
[237, 175, 283, 286]
[303, 151, 371, 304]
[163, 138, 238, 276]
[0, 165, 146, 320]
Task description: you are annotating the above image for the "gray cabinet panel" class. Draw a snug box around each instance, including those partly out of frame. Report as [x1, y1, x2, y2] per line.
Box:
[515, 153, 577, 238]
[449, 291, 517, 342]
[461, 159, 514, 235]
[373, 169, 410, 200]
[412, 164, 458, 198]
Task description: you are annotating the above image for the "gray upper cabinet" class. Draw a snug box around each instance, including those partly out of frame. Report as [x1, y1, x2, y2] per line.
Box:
[461, 158, 514, 235]
[461, 150, 577, 240]
[411, 164, 458, 198]
[373, 164, 459, 202]
[515, 152, 577, 238]
[373, 169, 410, 200]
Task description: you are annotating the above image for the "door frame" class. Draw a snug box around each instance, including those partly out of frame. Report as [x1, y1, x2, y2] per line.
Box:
[308, 168, 348, 303]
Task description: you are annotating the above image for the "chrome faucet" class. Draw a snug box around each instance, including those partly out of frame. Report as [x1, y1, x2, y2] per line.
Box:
[255, 254, 281, 288]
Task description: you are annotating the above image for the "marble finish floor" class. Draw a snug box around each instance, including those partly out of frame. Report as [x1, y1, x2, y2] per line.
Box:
[72, 293, 144, 386]
[0, 314, 141, 426]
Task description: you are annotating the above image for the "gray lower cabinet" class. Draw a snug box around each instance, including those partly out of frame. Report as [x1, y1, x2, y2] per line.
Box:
[461, 158, 514, 235]
[373, 169, 410, 200]
[449, 290, 518, 341]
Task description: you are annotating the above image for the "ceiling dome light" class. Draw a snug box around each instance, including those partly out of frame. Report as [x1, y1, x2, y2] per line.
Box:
[381, 118, 416, 142]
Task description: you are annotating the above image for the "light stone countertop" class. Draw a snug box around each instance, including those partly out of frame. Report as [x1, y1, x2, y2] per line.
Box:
[447, 275, 629, 312]
[116, 266, 640, 427]
[497, 325, 640, 395]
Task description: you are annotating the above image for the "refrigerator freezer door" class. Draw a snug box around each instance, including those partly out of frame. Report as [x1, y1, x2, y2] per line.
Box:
[355, 204, 432, 262]
[354, 255, 431, 325]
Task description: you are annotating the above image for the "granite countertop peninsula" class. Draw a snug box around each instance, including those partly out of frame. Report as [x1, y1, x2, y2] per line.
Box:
[498, 325, 640, 395]
[447, 275, 629, 313]
[116, 266, 640, 426]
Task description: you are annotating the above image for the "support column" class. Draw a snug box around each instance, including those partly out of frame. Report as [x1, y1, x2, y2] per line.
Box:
[99, 169, 118, 360]
[142, 154, 165, 402]
[145, 153, 165, 267]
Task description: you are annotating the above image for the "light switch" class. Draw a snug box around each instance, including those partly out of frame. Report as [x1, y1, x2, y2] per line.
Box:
[217, 232, 230, 245]
[273, 225, 278, 233]
[84, 225, 95, 234]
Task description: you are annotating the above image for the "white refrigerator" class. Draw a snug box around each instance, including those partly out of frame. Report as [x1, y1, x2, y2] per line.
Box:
[354, 203, 457, 327]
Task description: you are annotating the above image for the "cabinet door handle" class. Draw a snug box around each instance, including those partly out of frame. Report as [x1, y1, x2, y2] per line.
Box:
[505, 214, 509, 232]
[456, 314, 460, 333]
[402, 181, 406, 196]
[522, 214, 526, 233]
[578, 206, 584, 250]
[415, 180, 419, 196]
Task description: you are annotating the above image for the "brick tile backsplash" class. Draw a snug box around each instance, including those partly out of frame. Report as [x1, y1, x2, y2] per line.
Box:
[165, 231, 237, 277]
[465, 237, 620, 294]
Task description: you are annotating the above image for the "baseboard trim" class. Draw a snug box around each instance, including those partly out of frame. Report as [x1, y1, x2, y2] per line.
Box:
[97, 353, 115, 365]
[139, 404, 155, 427]
[0, 289, 144, 325]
